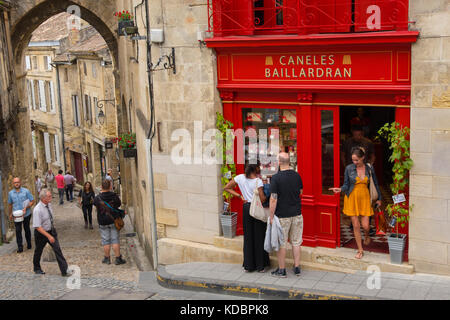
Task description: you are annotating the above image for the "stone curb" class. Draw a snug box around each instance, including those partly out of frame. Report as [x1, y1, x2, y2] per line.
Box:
[156, 266, 366, 300]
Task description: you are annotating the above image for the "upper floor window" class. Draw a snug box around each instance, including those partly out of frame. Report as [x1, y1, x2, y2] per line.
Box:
[25, 56, 31, 70]
[208, 0, 409, 37]
[32, 56, 38, 70]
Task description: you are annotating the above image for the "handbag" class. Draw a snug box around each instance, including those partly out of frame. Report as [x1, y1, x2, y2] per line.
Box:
[375, 207, 388, 235]
[367, 164, 378, 203]
[249, 187, 270, 222]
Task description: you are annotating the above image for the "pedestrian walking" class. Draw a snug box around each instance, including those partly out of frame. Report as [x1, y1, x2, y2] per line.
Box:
[269, 153, 304, 278]
[32, 189, 71, 276]
[35, 175, 42, 199]
[105, 168, 114, 191]
[55, 170, 65, 205]
[224, 164, 269, 273]
[45, 169, 55, 194]
[329, 147, 382, 259]
[64, 172, 76, 202]
[93, 179, 126, 265]
[78, 181, 95, 229]
[7, 177, 35, 253]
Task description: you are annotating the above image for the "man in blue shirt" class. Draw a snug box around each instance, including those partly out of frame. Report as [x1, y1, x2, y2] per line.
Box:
[8, 177, 35, 253]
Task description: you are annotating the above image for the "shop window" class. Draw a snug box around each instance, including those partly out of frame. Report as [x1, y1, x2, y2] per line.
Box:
[321, 110, 334, 195]
[254, 0, 285, 30]
[242, 108, 297, 177]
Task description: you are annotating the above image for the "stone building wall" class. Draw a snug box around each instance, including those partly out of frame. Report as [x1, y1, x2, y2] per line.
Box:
[409, 0, 450, 275]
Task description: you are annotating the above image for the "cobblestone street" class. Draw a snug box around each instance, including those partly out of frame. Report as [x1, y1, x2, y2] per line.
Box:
[0, 198, 146, 299]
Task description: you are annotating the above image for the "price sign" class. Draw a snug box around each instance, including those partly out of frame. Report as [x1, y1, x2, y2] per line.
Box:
[392, 193, 406, 204]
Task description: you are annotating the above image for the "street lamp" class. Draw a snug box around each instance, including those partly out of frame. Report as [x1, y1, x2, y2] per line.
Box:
[96, 99, 115, 125]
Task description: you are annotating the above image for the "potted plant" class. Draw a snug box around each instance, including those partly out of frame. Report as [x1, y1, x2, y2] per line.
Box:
[115, 10, 138, 36]
[216, 112, 237, 238]
[377, 122, 413, 264]
[114, 132, 137, 158]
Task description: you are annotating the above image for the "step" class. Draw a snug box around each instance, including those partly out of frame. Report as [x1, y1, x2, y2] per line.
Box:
[166, 236, 414, 274]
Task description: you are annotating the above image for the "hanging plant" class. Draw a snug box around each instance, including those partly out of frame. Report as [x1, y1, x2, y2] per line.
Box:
[114, 10, 134, 22]
[377, 122, 413, 236]
[114, 132, 136, 149]
[216, 112, 236, 210]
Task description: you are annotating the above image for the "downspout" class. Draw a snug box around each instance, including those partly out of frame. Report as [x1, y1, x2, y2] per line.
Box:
[51, 62, 67, 171]
[144, 0, 159, 269]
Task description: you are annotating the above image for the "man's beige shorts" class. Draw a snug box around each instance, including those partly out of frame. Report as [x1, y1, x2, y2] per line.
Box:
[279, 215, 303, 248]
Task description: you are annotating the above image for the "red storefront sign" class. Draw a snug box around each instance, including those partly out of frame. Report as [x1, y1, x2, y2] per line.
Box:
[218, 48, 411, 88]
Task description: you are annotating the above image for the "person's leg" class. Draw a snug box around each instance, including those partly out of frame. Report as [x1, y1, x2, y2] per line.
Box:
[87, 205, 93, 227]
[253, 219, 269, 271]
[23, 215, 32, 249]
[242, 203, 256, 271]
[361, 216, 371, 245]
[103, 245, 111, 257]
[49, 231, 68, 275]
[33, 230, 47, 271]
[351, 216, 363, 258]
[70, 185, 74, 201]
[58, 189, 64, 204]
[100, 225, 111, 258]
[82, 206, 88, 227]
[291, 215, 304, 269]
[111, 225, 125, 264]
[14, 221, 23, 251]
[65, 187, 69, 201]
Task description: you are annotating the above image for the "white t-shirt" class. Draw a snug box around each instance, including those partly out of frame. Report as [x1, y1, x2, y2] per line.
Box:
[234, 174, 263, 202]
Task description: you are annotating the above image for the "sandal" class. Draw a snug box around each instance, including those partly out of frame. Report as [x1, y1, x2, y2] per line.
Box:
[355, 251, 364, 259]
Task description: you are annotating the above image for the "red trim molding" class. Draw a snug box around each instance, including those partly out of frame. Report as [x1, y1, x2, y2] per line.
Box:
[206, 31, 419, 48]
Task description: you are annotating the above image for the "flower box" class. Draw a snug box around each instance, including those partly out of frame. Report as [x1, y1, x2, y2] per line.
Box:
[118, 20, 137, 36]
[123, 148, 137, 158]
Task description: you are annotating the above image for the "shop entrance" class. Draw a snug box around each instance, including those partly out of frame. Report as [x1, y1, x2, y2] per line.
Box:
[339, 106, 396, 254]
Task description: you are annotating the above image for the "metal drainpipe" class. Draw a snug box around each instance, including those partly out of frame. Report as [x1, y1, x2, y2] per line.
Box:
[144, 0, 159, 270]
[52, 63, 67, 171]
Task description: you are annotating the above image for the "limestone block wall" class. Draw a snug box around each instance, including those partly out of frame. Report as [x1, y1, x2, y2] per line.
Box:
[409, 1, 450, 275]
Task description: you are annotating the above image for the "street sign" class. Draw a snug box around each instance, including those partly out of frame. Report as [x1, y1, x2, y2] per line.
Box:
[105, 141, 113, 149]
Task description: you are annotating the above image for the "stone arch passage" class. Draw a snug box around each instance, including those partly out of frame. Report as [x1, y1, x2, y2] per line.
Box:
[10, 0, 119, 69]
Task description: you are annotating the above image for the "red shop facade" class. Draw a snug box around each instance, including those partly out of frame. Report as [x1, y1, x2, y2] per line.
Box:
[206, 0, 419, 254]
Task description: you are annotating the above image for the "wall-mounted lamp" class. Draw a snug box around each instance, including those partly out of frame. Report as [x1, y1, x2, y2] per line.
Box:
[96, 99, 115, 125]
[151, 47, 176, 74]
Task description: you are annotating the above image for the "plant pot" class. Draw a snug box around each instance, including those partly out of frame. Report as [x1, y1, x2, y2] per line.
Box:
[220, 211, 237, 238]
[387, 233, 407, 264]
[123, 148, 137, 158]
[118, 20, 136, 36]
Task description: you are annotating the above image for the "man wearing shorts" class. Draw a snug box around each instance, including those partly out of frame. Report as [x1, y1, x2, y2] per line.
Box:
[269, 152, 303, 278]
[93, 180, 126, 265]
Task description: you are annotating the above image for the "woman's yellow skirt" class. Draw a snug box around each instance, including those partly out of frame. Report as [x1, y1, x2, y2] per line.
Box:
[343, 176, 374, 217]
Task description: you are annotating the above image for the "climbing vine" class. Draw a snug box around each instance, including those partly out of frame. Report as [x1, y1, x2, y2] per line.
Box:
[377, 122, 413, 234]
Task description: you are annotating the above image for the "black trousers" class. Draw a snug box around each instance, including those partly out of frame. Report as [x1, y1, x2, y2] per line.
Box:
[65, 184, 73, 201]
[33, 229, 68, 274]
[15, 215, 32, 249]
[82, 205, 93, 224]
[242, 202, 270, 272]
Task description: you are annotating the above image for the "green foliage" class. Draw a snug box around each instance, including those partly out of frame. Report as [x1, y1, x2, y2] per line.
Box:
[216, 112, 236, 208]
[114, 132, 136, 149]
[377, 122, 413, 234]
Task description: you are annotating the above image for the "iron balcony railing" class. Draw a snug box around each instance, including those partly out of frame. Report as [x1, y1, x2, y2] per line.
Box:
[207, 0, 409, 37]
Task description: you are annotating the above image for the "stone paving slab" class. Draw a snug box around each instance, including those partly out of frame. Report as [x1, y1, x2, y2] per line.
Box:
[58, 287, 154, 300]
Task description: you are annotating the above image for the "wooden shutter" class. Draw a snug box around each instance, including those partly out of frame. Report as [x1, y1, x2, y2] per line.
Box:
[49, 81, 56, 112]
[44, 132, 52, 163]
[54, 135, 61, 165]
[25, 56, 31, 70]
[38, 80, 47, 111]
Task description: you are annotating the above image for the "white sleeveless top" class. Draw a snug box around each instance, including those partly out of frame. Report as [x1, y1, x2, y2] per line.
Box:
[234, 174, 263, 202]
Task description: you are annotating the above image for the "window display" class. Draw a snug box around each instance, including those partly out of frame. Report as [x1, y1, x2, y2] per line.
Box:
[242, 108, 297, 177]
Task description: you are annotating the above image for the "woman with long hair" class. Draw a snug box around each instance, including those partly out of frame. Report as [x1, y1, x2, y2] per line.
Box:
[329, 147, 382, 259]
[224, 164, 270, 272]
[78, 181, 96, 229]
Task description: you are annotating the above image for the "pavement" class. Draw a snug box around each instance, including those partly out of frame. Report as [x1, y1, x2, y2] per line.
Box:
[151, 262, 450, 300]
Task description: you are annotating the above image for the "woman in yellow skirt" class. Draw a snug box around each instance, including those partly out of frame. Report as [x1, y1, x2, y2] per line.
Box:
[329, 147, 382, 259]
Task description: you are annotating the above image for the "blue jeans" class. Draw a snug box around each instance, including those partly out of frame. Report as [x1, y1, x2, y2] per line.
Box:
[65, 184, 73, 201]
[58, 188, 65, 204]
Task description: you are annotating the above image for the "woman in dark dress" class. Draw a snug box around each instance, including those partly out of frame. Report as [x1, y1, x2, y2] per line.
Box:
[78, 181, 96, 229]
[224, 164, 270, 272]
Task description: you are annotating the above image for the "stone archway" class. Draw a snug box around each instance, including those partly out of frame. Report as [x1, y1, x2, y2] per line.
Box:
[10, 0, 119, 68]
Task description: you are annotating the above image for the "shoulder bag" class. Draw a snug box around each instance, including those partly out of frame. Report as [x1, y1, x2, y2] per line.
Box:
[249, 187, 270, 222]
[100, 198, 126, 231]
[367, 163, 378, 203]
